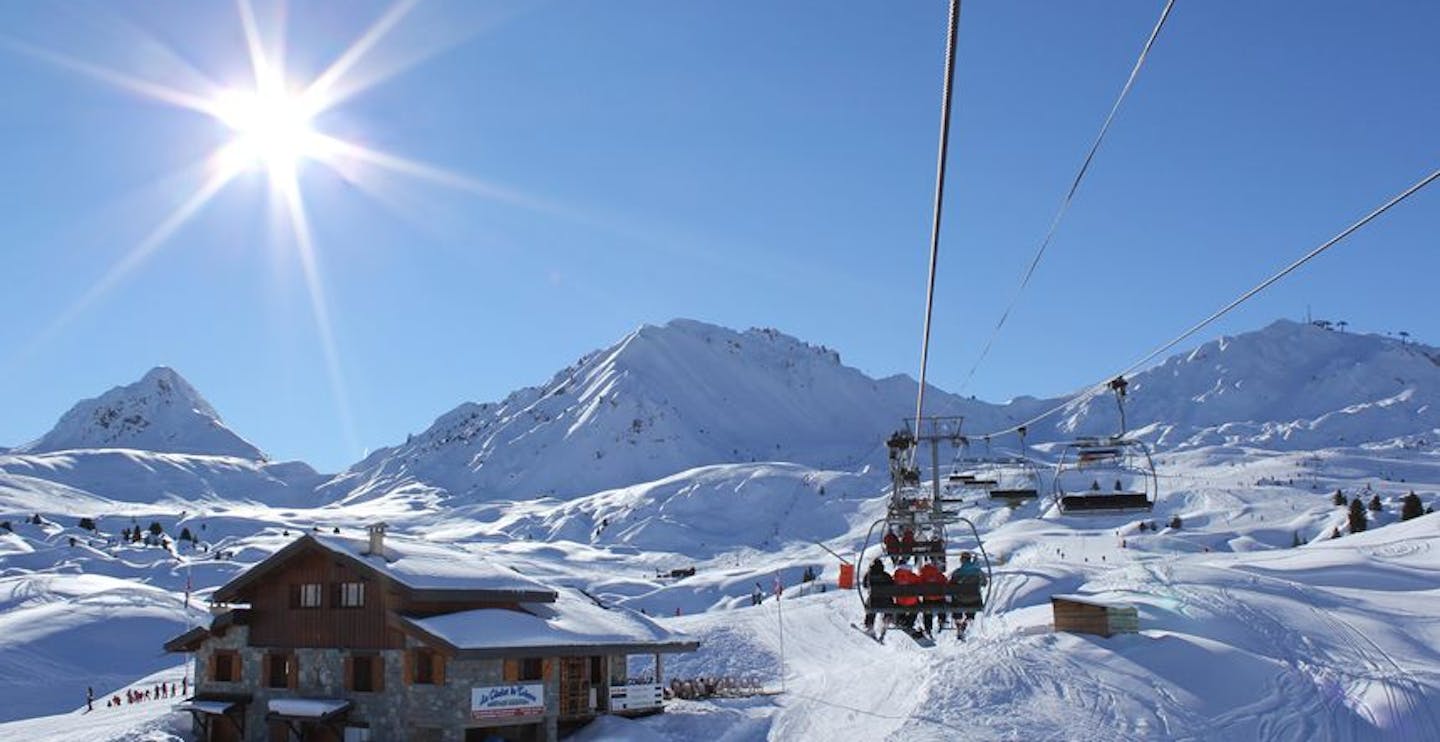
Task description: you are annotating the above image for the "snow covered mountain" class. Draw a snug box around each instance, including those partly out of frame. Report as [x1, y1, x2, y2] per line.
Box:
[1060, 320, 1440, 450]
[16, 367, 266, 460]
[322, 320, 1044, 504]
[325, 318, 1440, 506]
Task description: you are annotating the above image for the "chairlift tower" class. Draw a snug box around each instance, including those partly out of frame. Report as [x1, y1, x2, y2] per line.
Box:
[900, 416, 965, 521]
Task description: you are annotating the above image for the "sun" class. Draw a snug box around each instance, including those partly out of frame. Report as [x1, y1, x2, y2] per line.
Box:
[212, 85, 319, 178]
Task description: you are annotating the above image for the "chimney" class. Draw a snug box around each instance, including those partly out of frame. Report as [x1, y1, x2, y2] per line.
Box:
[365, 522, 388, 556]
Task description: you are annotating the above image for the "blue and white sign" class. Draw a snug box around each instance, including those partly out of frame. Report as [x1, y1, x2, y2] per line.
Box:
[471, 684, 545, 720]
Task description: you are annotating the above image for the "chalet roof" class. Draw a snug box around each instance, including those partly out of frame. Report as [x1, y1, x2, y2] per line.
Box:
[212, 534, 557, 604]
[164, 609, 250, 653]
[399, 587, 699, 658]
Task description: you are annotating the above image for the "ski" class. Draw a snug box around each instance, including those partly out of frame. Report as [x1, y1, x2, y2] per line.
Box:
[850, 623, 884, 644]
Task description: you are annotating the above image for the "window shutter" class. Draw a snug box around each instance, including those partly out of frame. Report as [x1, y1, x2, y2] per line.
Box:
[344, 656, 354, 691]
[372, 655, 385, 692]
[503, 659, 518, 682]
[542, 658, 553, 680]
[262, 655, 271, 686]
[288, 654, 299, 689]
[403, 650, 414, 686]
[433, 654, 446, 686]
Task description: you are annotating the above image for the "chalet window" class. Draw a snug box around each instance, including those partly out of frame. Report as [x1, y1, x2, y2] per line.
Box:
[414, 649, 434, 684]
[348, 654, 383, 693]
[266, 652, 296, 689]
[503, 657, 547, 683]
[291, 583, 322, 609]
[212, 650, 240, 682]
[410, 648, 444, 685]
[338, 582, 365, 608]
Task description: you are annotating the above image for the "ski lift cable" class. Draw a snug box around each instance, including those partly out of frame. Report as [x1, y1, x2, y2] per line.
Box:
[975, 163, 1440, 440]
[912, 0, 963, 459]
[957, 0, 1177, 394]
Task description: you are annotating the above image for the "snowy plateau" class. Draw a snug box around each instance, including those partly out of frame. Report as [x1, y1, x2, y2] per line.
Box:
[3, 317, 1440, 741]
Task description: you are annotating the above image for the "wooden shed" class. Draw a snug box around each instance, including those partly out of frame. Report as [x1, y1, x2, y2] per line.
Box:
[1051, 594, 1139, 637]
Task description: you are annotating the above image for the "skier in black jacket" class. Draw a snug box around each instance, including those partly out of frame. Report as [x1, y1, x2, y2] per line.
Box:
[862, 558, 892, 632]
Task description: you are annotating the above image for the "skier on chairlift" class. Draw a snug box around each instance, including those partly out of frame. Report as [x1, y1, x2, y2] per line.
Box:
[949, 551, 988, 640]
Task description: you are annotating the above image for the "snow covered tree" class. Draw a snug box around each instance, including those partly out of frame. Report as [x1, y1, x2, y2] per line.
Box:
[147, 521, 163, 537]
[1402, 492, 1423, 521]
[179, 527, 194, 543]
[31, 514, 43, 525]
[1331, 489, 1348, 507]
[1368, 495, 1383, 512]
[1169, 515, 1182, 530]
[77, 517, 97, 531]
[1347, 499, 1367, 534]
[0, 521, 11, 532]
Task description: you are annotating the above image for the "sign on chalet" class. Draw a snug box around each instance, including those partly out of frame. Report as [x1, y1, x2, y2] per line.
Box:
[165, 524, 698, 742]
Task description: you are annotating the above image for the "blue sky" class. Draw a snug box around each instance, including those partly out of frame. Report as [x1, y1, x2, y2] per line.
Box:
[0, 1, 1436, 471]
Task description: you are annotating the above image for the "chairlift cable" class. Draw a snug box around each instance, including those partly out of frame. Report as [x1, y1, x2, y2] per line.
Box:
[976, 163, 1440, 440]
[912, 0, 963, 458]
[957, 0, 1177, 394]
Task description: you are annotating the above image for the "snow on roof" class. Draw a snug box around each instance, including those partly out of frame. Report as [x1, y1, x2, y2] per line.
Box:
[405, 587, 696, 654]
[175, 700, 236, 715]
[309, 534, 555, 598]
[267, 698, 351, 719]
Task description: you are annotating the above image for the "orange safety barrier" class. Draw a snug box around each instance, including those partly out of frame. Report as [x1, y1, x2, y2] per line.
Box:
[838, 563, 855, 590]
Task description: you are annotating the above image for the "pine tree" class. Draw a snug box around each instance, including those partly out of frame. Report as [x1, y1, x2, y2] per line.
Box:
[1292, 531, 1303, 547]
[1348, 499, 1367, 534]
[1169, 515, 1182, 530]
[148, 521, 163, 537]
[1401, 492, 1423, 521]
[0, 521, 11, 532]
[1332, 489, 1347, 507]
[180, 527, 194, 543]
[1368, 495, 1383, 512]
[77, 517, 97, 531]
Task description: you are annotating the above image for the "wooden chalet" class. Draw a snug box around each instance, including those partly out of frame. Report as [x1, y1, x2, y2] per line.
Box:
[165, 524, 698, 742]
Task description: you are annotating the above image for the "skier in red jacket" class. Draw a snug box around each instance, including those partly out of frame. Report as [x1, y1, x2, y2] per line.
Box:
[892, 561, 919, 630]
[918, 560, 948, 635]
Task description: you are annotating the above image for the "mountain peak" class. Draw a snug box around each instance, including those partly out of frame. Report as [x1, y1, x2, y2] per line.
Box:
[19, 367, 265, 459]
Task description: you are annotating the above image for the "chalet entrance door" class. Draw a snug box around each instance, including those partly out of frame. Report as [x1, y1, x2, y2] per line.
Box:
[558, 657, 592, 718]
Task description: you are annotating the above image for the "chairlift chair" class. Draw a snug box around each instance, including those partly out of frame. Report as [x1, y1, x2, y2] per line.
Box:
[1052, 435, 1158, 513]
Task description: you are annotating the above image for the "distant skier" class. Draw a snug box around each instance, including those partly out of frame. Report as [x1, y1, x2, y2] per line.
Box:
[949, 552, 988, 640]
[86, 686, 94, 712]
[751, 583, 763, 606]
[862, 559, 892, 633]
